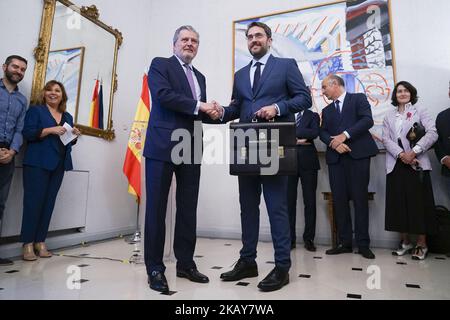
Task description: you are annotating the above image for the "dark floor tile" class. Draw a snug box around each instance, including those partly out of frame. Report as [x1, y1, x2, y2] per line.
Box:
[396, 262, 407, 265]
[160, 291, 177, 296]
[352, 268, 363, 271]
[236, 282, 249, 286]
[406, 284, 421, 289]
[211, 266, 223, 270]
[5, 270, 19, 274]
[73, 279, 89, 284]
[299, 274, 311, 278]
[265, 261, 275, 264]
[313, 256, 322, 259]
[194, 255, 204, 258]
[224, 244, 232, 246]
[347, 293, 362, 299]
[77, 264, 90, 268]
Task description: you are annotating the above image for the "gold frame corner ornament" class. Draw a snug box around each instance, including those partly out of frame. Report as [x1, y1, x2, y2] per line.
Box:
[80, 5, 99, 20]
[31, 0, 123, 141]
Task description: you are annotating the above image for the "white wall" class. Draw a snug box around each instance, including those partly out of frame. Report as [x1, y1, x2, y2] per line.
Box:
[1, 0, 449, 256]
[146, 0, 450, 248]
[0, 0, 155, 256]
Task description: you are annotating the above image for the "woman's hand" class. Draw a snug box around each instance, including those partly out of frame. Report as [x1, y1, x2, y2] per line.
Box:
[72, 127, 81, 136]
[399, 151, 416, 165]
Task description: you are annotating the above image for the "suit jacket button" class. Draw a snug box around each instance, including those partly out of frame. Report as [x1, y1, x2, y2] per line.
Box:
[252, 99, 255, 102]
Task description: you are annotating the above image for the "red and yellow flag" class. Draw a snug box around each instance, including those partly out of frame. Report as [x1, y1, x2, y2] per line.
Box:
[123, 74, 150, 202]
[89, 79, 101, 128]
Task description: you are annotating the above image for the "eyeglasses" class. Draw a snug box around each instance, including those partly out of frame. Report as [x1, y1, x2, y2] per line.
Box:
[247, 33, 266, 41]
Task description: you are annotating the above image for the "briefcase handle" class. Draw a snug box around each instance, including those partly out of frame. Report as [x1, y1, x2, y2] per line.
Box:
[251, 114, 275, 123]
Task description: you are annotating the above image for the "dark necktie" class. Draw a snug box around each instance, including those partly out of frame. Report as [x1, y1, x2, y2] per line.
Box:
[184, 64, 197, 99]
[295, 113, 302, 127]
[335, 100, 340, 113]
[252, 62, 262, 94]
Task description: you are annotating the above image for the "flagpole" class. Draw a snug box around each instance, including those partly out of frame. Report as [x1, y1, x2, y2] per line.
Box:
[126, 202, 141, 243]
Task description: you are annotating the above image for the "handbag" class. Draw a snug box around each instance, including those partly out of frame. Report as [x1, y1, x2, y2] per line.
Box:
[406, 122, 426, 148]
[406, 121, 426, 181]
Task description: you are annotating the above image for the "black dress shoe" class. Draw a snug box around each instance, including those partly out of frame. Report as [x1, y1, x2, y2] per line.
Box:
[148, 271, 169, 293]
[358, 247, 375, 259]
[304, 240, 316, 252]
[220, 259, 258, 281]
[257, 267, 289, 292]
[177, 268, 209, 283]
[326, 244, 352, 255]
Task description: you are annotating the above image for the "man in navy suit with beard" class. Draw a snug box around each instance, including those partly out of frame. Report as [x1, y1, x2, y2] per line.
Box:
[319, 74, 378, 259]
[217, 22, 311, 292]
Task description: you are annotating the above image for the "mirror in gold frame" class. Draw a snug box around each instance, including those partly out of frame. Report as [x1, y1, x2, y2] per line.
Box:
[31, 0, 123, 140]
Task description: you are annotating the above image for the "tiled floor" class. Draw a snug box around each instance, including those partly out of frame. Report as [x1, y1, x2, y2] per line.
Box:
[0, 237, 449, 300]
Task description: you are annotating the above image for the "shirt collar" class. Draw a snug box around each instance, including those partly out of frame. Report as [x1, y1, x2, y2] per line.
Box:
[252, 52, 271, 67]
[335, 91, 346, 104]
[0, 78, 19, 92]
[174, 55, 194, 70]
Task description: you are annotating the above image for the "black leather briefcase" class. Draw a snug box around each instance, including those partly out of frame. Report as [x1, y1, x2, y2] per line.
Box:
[229, 121, 297, 176]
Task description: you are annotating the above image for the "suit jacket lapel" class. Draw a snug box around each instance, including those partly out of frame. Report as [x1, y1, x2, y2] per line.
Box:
[241, 61, 253, 98]
[401, 105, 417, 135]
[193, 67, 206, 102]
[253, 54, 275, 97]
[170, 55, 193, 98]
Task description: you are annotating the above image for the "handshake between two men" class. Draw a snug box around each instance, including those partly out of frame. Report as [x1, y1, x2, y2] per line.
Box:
[199, 101, 280, 121]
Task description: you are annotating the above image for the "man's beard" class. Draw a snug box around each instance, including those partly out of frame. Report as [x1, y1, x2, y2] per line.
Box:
[4, 69, 23, 84]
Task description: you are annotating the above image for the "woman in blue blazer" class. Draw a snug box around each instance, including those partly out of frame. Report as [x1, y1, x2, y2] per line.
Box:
[20, 80, 80, 261]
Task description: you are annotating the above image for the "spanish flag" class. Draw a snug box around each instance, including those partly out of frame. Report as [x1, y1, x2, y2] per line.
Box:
[123, 74, 150, 202]
[89, 79, 104, 129]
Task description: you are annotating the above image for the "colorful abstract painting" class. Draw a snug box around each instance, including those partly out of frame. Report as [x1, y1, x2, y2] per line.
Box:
[234, 0, 395, 146]
[46, 47, 85, 117]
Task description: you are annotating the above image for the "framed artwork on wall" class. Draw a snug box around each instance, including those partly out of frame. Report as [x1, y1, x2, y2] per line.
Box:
[233, 0, 396, 147]
[46, 46, 85, 118]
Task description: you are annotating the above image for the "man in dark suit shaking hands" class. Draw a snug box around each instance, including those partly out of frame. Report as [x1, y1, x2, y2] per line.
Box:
[144, 25, 220, 293]
[217, 22, 311, 291]
[319, 75, 378, 259]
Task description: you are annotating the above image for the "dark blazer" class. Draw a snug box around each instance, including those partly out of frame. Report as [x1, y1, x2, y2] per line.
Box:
[296, 110, 320, 170]
[319, 92, 378, 164]
[22, 105, 74, 171]
[435, 107, 450, 177]
[223, 54, 311, 123]
[143, 55, 211, 162]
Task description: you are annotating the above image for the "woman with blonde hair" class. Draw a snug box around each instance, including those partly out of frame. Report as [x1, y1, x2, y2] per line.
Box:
[20, 80, 80, 261]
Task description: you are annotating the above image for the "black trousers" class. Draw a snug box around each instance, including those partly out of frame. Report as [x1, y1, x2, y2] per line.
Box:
[287, 169, 318, 243]
[328, 155, 371, 248]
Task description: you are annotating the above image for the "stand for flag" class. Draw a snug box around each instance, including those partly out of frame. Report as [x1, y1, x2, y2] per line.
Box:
[126, 203, 141, 244]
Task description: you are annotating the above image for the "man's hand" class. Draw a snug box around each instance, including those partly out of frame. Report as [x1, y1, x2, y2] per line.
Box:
[255, 105, 277, 120]
[335, 143, 351, 154]
[296, 138, 311, 145]
[201, 101, 223, 120]
[0, 149, 16, 164]
[330, 133, 347, 149]
[442, 156, 450, 169]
